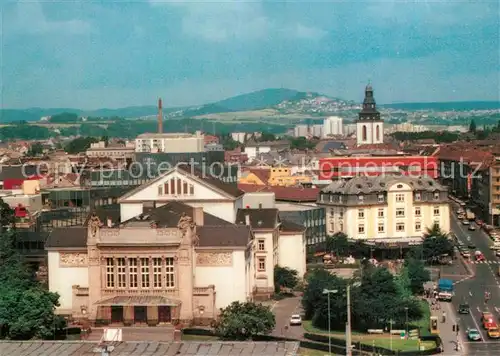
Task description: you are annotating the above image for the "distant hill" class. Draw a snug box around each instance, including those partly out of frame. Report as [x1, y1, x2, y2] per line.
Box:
[212, 88, 300, 111]
[381, 101, 500, 111]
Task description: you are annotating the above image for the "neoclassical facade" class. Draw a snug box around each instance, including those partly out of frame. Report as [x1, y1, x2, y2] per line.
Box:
[46, 204, 253, 326]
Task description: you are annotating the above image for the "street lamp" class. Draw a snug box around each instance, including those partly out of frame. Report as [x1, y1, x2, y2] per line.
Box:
[404, 307, 409, 339]
[322, 289, 338, 355]
[324, 284, 356, 356]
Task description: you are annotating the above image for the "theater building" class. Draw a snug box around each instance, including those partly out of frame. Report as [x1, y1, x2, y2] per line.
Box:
[45, 166, 306, 326]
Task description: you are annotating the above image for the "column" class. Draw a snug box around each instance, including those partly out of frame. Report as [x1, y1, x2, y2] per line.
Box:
[123, 305, 134, 326]
[147, 306, 159, 326]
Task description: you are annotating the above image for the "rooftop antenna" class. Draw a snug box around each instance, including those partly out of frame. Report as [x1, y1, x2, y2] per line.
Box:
[158, 98, 163, 133]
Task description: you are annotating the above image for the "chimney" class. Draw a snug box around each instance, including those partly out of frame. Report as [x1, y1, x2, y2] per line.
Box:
[193, 207, 204, 226]
[158, 98, 163, 134]
[245, 214, 250, 226]
[107, 217, 112, 228]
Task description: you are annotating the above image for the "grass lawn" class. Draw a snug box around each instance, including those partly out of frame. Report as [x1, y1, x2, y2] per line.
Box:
[302, 300, 435, 352]
[298, 347, 330, 356]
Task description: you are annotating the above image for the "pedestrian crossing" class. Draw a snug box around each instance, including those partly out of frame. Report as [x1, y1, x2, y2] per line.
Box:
[469, 260, 500, 264]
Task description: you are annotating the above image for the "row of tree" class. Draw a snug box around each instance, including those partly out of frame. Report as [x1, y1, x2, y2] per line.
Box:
[0, 200, 64, 339]
[302, 260, 430, 332]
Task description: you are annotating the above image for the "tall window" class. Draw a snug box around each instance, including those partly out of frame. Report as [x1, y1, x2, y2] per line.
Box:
[415, 207, 421, 217]
[358, 209, 365, 219]
[415, 222, 421, 231]
[433, 206, 440, 216]
[158, 185, 163, 195]
[358, 224, 365, 234]
[165, 257, 175, 288]
[376, 125, 380, 141]
[183, 181, 188, 195]
[378, 223, 385, 233]
[396, 194, 405, 202]
[129, 258, 138, 288]
[396, 223, 405, 232]
[362, 125, 367, 141]
[106, 258, 115, 288]
[396, 208, 405, 217]
[258, 258, 266, 271]
[117, 258, 126, 288]
[189, 184, 194, 195]
[153, 258, 162, 288]
[378, 208, 384, 218]
[258, 239, 265, 251]
[141, 258, 150, 288]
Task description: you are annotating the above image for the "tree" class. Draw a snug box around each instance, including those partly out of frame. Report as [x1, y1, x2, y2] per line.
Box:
[215, 301, 275, 340]
[421, 224, 453, 261]
[258, 133, 276, 142]
[469, 119, 477, 133]
[274, 266, 299, 293]
[325, 232, 349, 257]
[64, 136, 99, 154]
[302, 268, 345, 320]
[404, 258, 430, 295]
[27, 143, 44, 156]
[0, 201, 64, 339]
[288, 137, 316, 150]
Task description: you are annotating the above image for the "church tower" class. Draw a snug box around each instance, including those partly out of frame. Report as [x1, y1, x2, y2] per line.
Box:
[356, 83, 384, 145]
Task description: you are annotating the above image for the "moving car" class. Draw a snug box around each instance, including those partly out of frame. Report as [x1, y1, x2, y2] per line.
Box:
[462, 220, 470, 225]
[469, 224, 476, 231]
[468, 242, 476, 249]
[459, 248, 471, 258]
[467, 328, 482, 341]
[458, 303, 470, 314]
[488, 327, 500, 339]
[482, 312, 495, 329]
[289, 314, 302, 326]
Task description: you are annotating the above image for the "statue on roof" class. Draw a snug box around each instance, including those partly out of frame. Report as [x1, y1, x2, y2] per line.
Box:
[177, 213, 199, 246]
[88, 212, 102, 238]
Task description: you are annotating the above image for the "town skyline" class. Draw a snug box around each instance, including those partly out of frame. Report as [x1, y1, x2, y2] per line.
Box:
[2, 0, 499, 109]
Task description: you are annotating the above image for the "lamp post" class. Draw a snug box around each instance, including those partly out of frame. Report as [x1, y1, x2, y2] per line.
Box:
[323, 289, 338, 355]
[324, 285, 353, 356]
[404, 307, 409, 339]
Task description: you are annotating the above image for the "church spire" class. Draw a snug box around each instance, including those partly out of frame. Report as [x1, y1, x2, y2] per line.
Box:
[357, 82, 381, 120]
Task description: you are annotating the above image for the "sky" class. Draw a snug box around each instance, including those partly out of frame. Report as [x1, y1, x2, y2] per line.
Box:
[1, 0, 499, 109]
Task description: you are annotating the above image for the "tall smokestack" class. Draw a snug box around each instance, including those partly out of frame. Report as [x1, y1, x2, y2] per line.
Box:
[158, 98, 163, 133]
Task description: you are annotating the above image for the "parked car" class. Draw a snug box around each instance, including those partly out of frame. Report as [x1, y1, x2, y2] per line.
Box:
[462, 220, 470, 225]
[467, 328, 482, 341]
[488, 327, 500, 339]
[290, 314, 302, 326]
[469, 224, 476, 231]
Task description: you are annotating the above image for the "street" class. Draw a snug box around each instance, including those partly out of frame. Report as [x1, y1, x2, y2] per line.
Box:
[450, 210, 500, 355]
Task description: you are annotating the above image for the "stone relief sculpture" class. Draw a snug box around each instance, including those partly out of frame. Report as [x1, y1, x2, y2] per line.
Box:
[196, 252, 232, 266]
[177, 213, 200, 246]
[60, 253, 88, 267]
[88, 212, 102, 237]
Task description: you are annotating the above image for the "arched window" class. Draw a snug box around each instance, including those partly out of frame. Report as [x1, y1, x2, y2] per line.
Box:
[362, 125, 367, 141]
[376, 125, 380, 141]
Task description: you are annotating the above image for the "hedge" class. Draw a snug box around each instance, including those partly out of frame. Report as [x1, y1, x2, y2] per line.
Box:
[182, 328, 217, 336]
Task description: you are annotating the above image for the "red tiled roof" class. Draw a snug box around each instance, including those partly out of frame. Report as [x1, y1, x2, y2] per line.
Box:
[246, 168, 271, 184]
[238, 184, 320, 202]
[437, 144, 495, 170]
[352, 143, 398, 150]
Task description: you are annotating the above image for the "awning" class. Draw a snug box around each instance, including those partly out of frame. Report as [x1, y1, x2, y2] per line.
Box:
[95, 295, 181, 306]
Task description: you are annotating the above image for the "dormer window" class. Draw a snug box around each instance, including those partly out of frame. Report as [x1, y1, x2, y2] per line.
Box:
[415, 192, 421, 201]
[358, 195, 364, 202]
[378, 194, 384, 203]
[434, 192, 440, 200]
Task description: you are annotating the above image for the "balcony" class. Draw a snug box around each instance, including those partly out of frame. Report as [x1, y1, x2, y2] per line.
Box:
[101, 288, 178, 297]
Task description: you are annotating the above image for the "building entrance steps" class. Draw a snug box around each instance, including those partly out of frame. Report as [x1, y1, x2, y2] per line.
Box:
[428, 298, 466, 355]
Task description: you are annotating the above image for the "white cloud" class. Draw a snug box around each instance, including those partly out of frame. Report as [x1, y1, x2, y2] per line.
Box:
[152, 0, 325, 42]
[6, 0, 91, 36]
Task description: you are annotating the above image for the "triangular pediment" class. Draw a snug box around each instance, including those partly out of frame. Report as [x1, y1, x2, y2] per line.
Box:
[119, 169, 231, 202]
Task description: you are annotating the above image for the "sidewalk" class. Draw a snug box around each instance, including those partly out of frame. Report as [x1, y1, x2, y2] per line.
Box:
[429, 299, 466, 355]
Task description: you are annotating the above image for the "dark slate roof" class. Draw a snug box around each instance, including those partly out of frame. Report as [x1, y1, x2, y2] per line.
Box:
[280, 220, 306, 233]
[0, 165, 40, 180]
[17, 230, 49, 242]
[85, 204, 121, 225]
[0, 341, 300, 355]
[121, 201, 232, 228]
[45, 227, 87, 249]
[235, 208, 279, 229]
[198, 225, 252, 247]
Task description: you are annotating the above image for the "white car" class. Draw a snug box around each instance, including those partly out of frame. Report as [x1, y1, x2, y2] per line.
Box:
[462, 220, 470, 225]
[290, 314, 302, 326]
